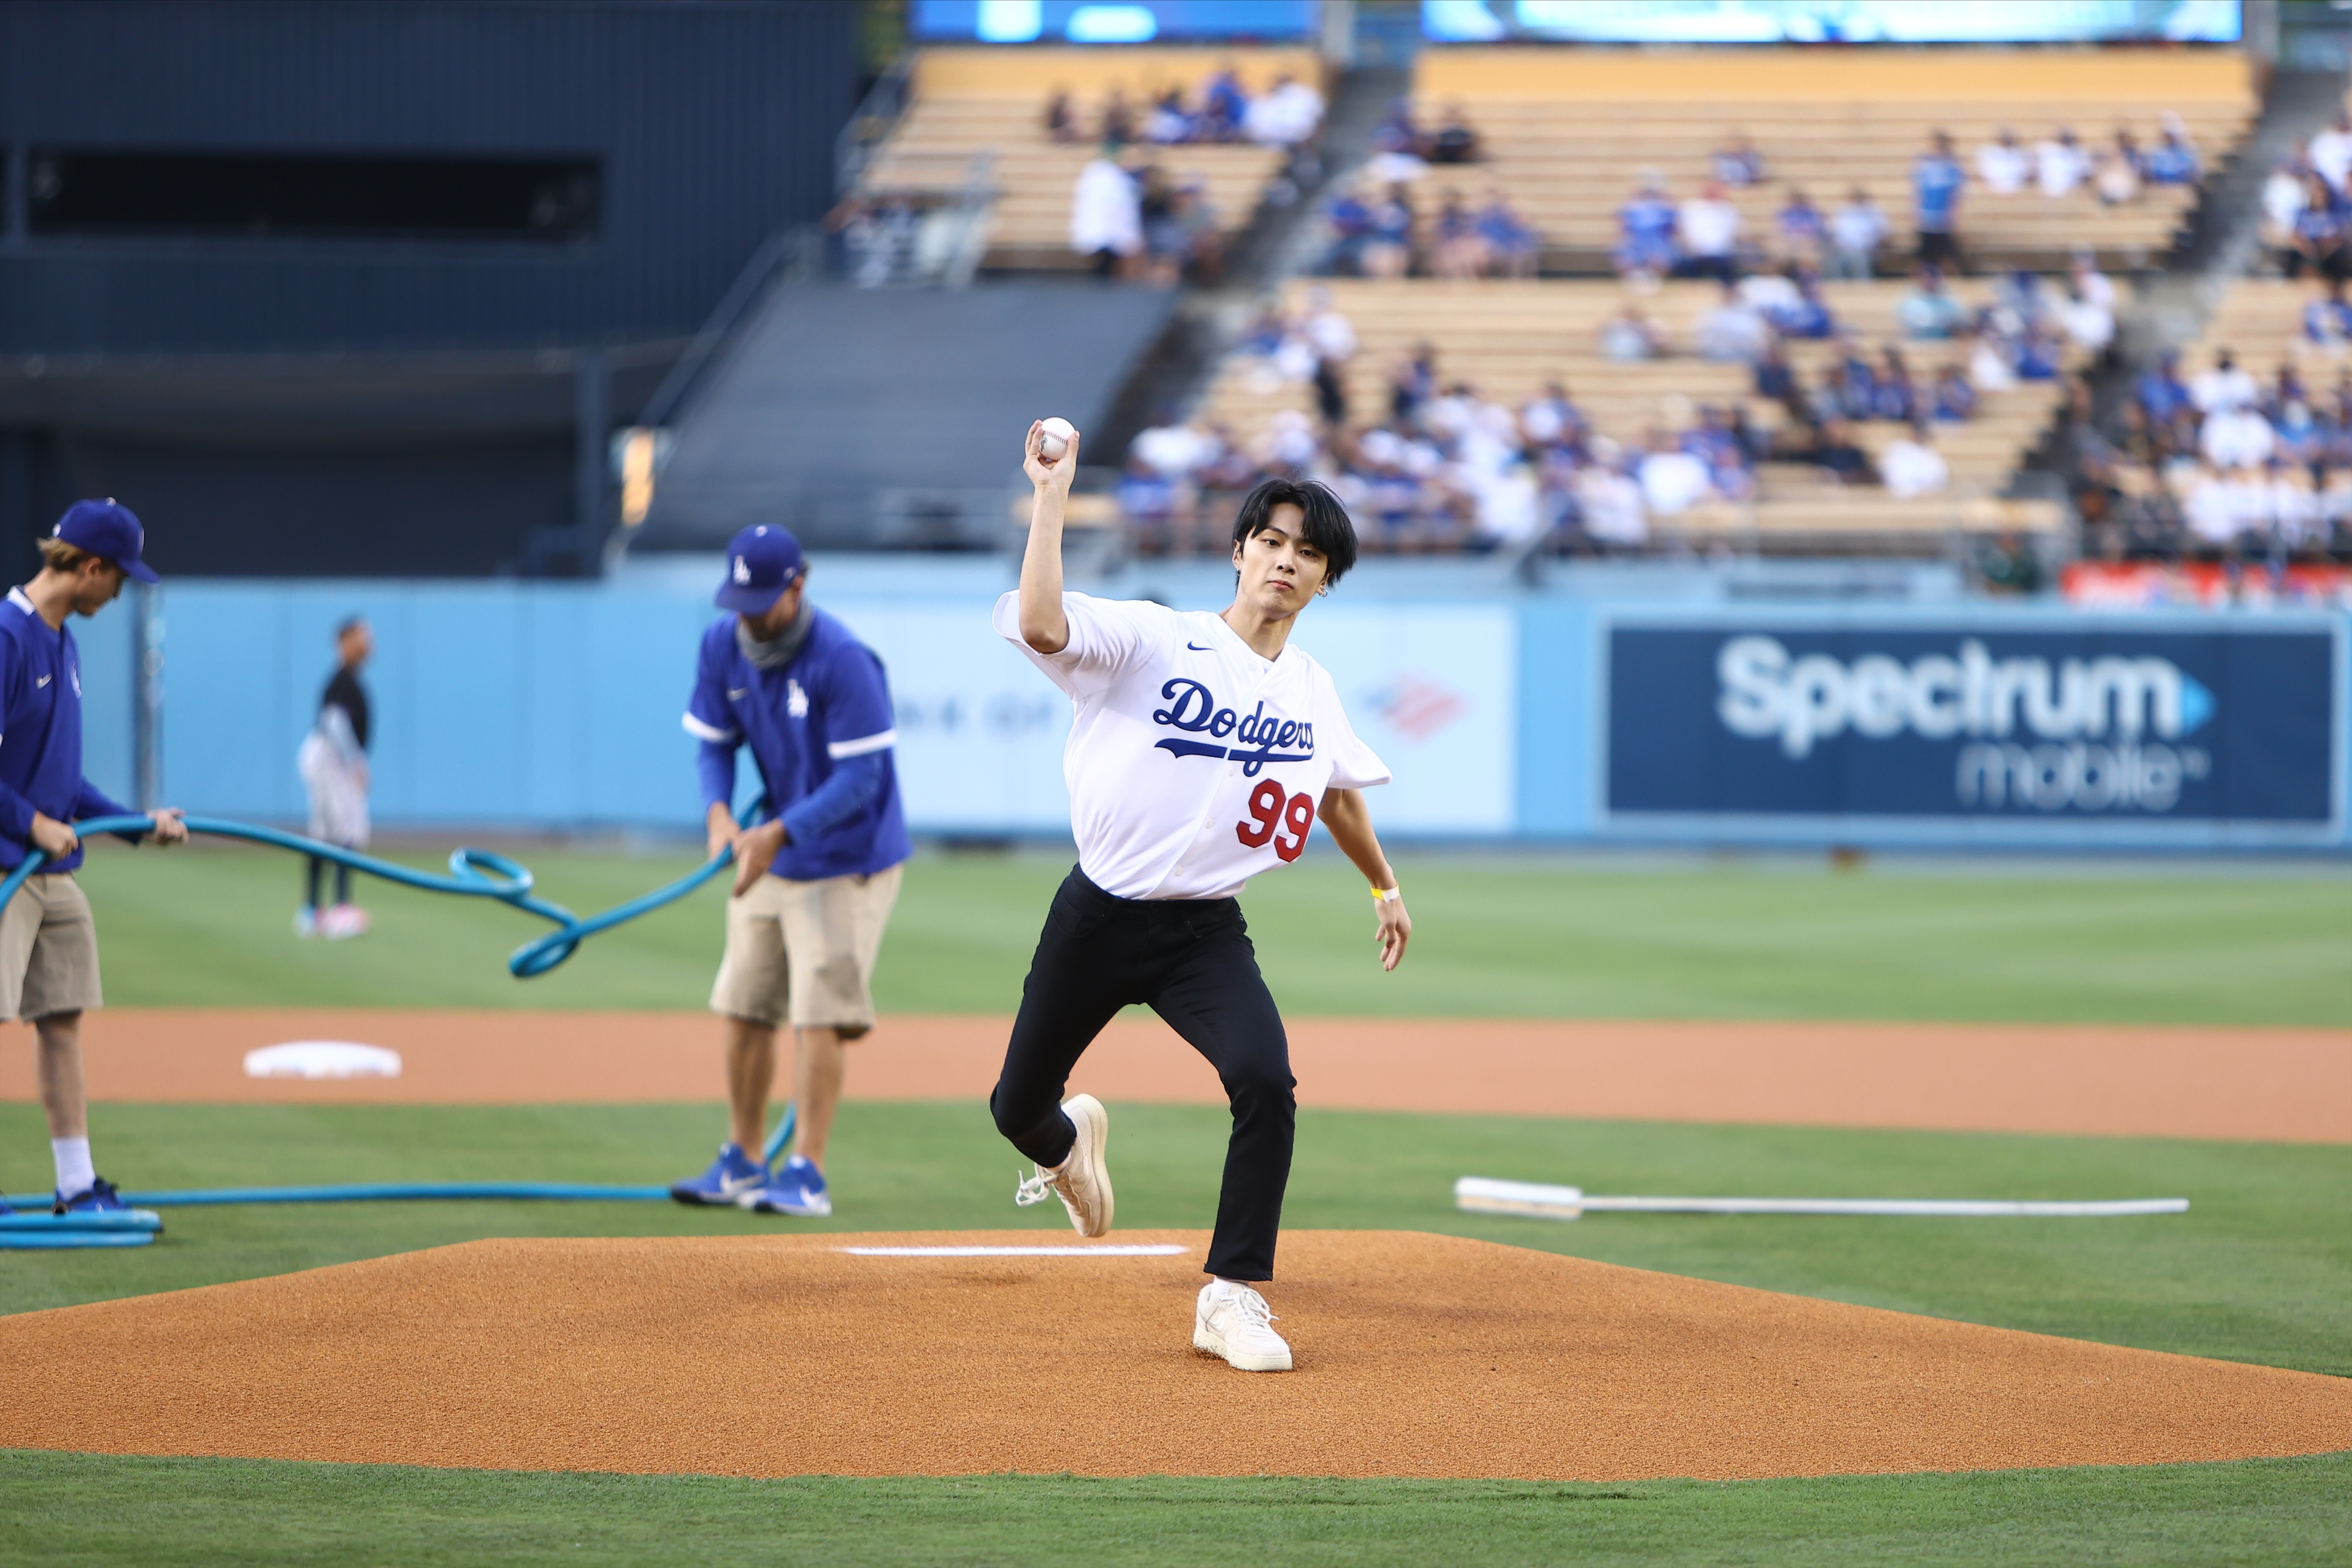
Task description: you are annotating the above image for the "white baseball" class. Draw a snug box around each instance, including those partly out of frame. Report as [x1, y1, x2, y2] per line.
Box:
[1038, 417, 1075, 460]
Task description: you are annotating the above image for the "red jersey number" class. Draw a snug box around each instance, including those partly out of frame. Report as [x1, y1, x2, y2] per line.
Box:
[1236, 778, 1315, 862]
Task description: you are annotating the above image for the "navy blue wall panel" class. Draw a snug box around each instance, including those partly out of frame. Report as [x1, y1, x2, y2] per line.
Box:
[0, 1, 856, 353]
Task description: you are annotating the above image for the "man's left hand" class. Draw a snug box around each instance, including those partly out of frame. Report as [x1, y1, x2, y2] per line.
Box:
[1374, 897, 1411, 972]
[731, 820, 789, 897]
[147, 808, 189, 847]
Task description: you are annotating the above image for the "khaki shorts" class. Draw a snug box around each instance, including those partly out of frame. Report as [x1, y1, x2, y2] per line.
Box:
[0, 873, 103, 1022]
[710, 864, 902, 1035]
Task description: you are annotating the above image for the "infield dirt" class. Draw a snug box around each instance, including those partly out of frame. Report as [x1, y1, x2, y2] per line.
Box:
[2, 1229, 2346, 1480]
[11, 1008, 2346, 1142]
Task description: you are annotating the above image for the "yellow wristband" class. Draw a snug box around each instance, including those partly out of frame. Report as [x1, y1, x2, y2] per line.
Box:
[1371, 886, 1401, 905]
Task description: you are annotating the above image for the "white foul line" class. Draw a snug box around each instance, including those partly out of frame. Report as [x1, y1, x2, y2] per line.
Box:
[1455, 1177, 2189, 1220]
[840, 1244, 1192, 1257]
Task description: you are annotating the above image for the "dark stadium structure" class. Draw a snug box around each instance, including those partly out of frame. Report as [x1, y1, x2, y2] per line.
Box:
[0, 0, 857, 578]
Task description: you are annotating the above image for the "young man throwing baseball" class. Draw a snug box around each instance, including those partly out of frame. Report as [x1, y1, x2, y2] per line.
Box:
[671, 524, 909, 1218]
[991, 421, 1411, 1372]
[0, 501, 187, 1215]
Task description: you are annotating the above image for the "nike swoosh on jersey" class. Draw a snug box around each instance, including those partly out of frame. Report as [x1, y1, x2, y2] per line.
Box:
[727, 688, 749, 700]
[1187, 643, 1213, 651]
[1155, 738, 1315, 771]
[34, 676, 50, 688]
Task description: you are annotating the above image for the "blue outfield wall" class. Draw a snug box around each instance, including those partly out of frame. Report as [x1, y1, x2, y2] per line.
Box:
[73, 579, 2352, 851]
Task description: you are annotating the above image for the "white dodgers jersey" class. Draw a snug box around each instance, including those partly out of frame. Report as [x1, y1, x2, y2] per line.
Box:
[993, 591, 1389, 900]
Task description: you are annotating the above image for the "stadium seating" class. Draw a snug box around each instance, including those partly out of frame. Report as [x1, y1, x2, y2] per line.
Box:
[2187, 278, 2327, 374]
[1191, 278, 2069, 546]
[862, 47, 1323, 269]
[1408, 49, 2256, 271]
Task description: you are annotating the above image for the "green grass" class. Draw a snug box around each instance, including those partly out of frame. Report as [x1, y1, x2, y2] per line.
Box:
[69, 840, 2352, 1024]
[6, 1102, 2347, 1377]
[24, 843, 2352, 1562]
[4, 1452, 2348, 1567]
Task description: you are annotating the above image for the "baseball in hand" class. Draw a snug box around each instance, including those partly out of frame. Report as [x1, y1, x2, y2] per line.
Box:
[1038, 417, 1076, 460]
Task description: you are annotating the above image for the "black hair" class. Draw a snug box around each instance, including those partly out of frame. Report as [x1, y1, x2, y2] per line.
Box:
[1230, 477, 1358, 590]
[335, 616, 366, 640]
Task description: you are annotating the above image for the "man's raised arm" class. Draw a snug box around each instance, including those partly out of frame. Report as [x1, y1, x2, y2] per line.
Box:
[1018, 419, 1080, 654]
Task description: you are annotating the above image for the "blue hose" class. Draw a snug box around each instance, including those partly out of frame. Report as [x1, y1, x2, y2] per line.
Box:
[0, 1231, 154, 1250]
[4, 1183, 667, 1207]
[0, 1209, 161, 1231]
[0, 799, 769, 978]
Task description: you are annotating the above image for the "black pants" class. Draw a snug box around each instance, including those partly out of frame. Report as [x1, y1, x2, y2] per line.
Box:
[990, 868, 1295, 1282]
[305, 855, 350, 910]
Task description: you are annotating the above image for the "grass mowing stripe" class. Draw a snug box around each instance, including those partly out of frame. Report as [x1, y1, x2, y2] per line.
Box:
[4, 1102, 2346, 1376]
[71, 843, 2352, 1023]
[2, 1450, 2347, 1567]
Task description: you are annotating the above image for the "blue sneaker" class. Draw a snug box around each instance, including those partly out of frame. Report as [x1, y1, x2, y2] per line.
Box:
[742, 1155, 830, 1218]
[54, 1176, 125, 1215]
[669, 1142, 768, 1206]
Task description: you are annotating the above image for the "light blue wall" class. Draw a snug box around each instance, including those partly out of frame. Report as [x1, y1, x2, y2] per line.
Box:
[76, 576, 2352, 851]
[78, 594, 136, 807]
[1514, 603, 1595, 839]
[154, 583, 729, 828]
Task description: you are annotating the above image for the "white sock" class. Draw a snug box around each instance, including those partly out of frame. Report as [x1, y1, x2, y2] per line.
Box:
[51, 1137, 94, 1196]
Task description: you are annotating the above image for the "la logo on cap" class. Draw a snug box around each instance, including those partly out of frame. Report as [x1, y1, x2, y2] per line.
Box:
[734, 556, 751, 584]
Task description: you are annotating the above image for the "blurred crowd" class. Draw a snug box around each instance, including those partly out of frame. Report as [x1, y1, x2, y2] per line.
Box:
[1106, 258, 2108, 554]
[1047, 67, 1324, 151]
[1319, 101, 1533, 280]
[2071, 329, 2352, 560]
[2056, 111, 2352, 560]
[2260, 110, 2352, 281]
[1064, 69, 1324, 282]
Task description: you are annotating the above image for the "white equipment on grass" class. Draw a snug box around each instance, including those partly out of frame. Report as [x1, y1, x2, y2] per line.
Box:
[1454, 1176, 2190, 1221]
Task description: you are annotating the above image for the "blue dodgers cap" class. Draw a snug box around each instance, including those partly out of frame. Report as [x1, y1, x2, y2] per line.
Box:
[53, 499, 160, 583]
[714, 524, 804, 614]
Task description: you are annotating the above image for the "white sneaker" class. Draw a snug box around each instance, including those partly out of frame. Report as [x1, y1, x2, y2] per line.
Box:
[1194, 1281, 1293, 1372]
[292, 908, 318, 940]
[1012, 1093, 1113, 1238]
[321, 904, 370, 941]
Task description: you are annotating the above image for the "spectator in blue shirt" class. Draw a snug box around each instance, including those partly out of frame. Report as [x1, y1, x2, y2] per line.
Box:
[1614, 178, 1679, 281]
[2287, 177, 2351, 281]
[1712, 132, 1766, 188]
[1, 502, 187, 1218]
[1474, 189, 1538, 278]
[2144, 115, 2201, 186]
[1201, 67, 1247, 140]
[1913, 131, 1966, 272]
[1769, 274, 1837, 339]
[2306, 278, 2352, 347]
[1932, 363, 1977, 422]
[671, 524, 911, 1221]
[1776, 186, 1827, 265]
[1833, 339, 1879, 421]
[2137, 350, 2190, 424]
[1322, 184, 1374, 275]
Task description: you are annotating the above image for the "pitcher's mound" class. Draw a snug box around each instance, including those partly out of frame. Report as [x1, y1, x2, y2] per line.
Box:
[2, 1230, 2346, 1480]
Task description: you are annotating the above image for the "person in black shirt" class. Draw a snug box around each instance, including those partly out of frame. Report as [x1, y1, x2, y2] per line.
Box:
[296, 617, 373, 940]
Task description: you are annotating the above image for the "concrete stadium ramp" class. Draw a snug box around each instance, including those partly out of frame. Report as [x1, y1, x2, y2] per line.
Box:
[637, 280, 1178, 550]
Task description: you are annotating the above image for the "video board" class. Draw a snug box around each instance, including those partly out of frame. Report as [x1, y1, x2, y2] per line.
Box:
[1422, 1, 2241, 45]
[914, 2, 1317, 43]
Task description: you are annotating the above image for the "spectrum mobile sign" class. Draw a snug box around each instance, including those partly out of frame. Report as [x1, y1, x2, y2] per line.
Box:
[1603, 621, 2339, 829]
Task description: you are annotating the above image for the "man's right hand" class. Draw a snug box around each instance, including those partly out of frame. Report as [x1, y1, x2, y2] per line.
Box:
[1023, 419, 1080, 496]
[29, 814, 76, 859]
[705, 802, 741, 864]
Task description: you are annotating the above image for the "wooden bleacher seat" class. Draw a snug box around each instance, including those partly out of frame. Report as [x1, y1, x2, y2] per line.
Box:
[1406, 48, 2256, 272]
[862, 47, 1324, 270]
[1191, 278, 2073, 548]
